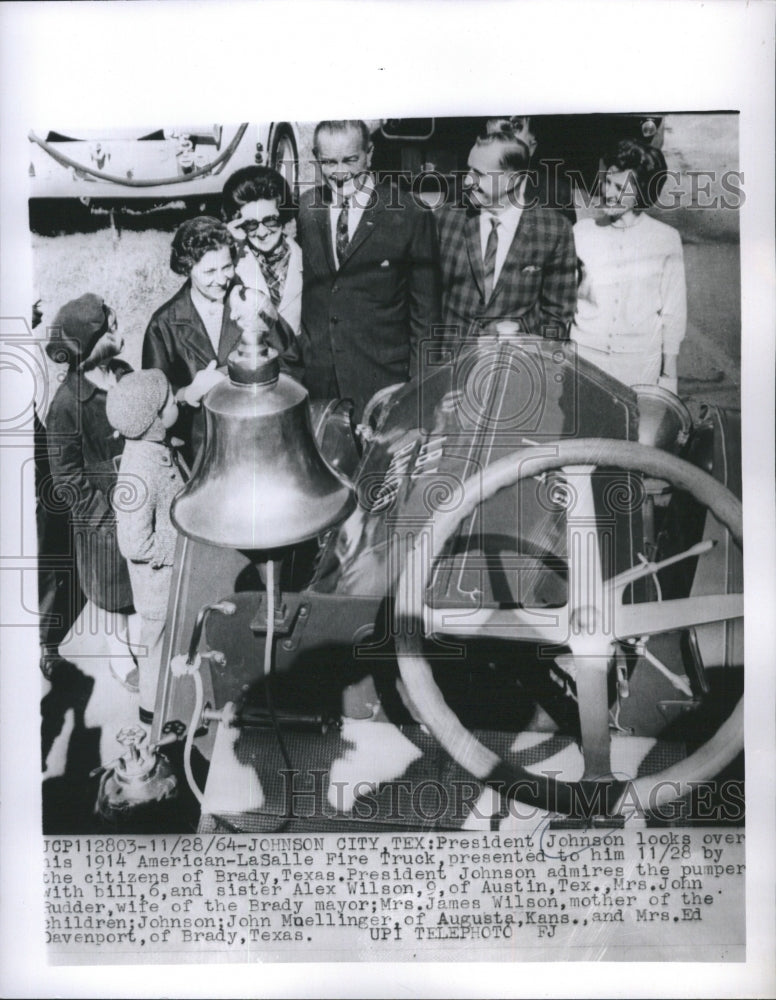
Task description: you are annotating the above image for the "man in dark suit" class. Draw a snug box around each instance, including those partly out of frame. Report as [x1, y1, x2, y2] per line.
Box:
[437, 129, 577, 343]
[297, 120, 441, 420]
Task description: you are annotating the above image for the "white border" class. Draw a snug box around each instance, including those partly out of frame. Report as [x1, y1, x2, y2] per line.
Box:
[1, 2, 774, 997]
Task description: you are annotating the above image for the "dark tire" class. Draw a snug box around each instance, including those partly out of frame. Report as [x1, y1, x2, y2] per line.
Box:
[269, 124, 299, 200]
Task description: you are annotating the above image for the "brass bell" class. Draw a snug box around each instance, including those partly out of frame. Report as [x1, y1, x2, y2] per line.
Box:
[172, 332, 353, 549]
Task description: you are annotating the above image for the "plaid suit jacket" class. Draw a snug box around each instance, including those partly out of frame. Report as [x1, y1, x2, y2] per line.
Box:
[437, 202, 577, 341]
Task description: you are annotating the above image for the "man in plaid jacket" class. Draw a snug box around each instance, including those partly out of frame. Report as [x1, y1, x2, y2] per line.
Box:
[437, 129, 577, 343]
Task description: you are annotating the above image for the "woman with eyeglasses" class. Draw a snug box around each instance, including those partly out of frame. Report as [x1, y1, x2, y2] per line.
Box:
[222, 166, 303, 338]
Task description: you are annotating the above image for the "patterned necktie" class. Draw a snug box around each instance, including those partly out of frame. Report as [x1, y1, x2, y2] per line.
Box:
[483, 216, 500, 300]
[335, 196, 351, 264]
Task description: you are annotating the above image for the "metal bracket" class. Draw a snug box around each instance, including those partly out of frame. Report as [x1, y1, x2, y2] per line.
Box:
[161, 719, 186, 738]
[237, 706, 341, 734]
[250, 593, 311, 648]
[657, 698, 701, 720]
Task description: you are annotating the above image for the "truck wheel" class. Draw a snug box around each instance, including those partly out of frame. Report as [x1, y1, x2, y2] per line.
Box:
[270, 124, 299, 199]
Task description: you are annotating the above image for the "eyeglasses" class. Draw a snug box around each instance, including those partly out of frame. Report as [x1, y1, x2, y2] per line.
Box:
[235, 215, 283, 235]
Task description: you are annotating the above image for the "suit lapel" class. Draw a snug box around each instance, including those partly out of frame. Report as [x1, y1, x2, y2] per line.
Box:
[337, 181, 385, 268]
[464, 210, 485, 299]
[313, 188, 338, 274]
[490, 206, 536, 299]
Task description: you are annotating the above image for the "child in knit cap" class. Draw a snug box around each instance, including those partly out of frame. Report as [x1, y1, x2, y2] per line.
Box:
[106, 369, 183, 727]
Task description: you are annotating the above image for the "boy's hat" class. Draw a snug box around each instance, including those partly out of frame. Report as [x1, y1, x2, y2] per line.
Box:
[45, 293, 108, 365]
[106, 369, 169, 440]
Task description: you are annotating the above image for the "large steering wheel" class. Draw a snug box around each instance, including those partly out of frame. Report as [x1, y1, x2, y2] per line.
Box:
[395, 438, 743, 817]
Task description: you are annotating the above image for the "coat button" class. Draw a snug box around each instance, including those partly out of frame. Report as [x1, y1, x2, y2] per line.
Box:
[332, 284, 339, 293]
[331, 316, 339, 324]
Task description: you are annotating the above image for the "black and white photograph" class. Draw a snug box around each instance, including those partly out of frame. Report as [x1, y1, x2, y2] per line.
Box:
[31, 111, 745, 835]
[1, 2, 774, 998]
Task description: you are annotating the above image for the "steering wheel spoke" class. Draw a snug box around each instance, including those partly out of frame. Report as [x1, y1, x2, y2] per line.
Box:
[395, 438, 744, 816]
[425, 603, 568, 644]
[613, 592, 743, 641]
[557, 651, 615, 779]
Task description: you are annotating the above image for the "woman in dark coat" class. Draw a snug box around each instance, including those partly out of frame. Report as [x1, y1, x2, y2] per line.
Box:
[142, 216, 302, 467]
[44, 293, 140, 689]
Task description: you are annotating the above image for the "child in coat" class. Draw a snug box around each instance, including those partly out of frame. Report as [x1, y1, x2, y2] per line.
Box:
[106, 369, 183, 725]
[44, 293, 140, 690]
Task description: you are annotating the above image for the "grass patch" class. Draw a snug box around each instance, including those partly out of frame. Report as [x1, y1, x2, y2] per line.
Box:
[33, 228, 182, 369]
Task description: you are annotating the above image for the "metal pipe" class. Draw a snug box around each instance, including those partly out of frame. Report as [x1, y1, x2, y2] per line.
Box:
[186, 601, 236, 664]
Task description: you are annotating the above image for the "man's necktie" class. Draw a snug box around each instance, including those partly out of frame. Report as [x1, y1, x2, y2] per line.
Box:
[335, 196, 351, 264]
[483, 216, 500, 301]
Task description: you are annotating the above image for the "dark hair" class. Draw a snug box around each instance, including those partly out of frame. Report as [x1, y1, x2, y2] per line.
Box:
[603, 139, 668, 209]
[313, 120, 371, 157]
[170, 216, 237, 276]
[486, 115, 539, 137]
[222, 166, 294, 224]
[473, 130, 531, 172]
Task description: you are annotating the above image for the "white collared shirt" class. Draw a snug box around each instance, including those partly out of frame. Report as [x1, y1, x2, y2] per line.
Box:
[189, 285, 225, 354]
[479, 200, 524, 288]
[329, 175, 376, 263]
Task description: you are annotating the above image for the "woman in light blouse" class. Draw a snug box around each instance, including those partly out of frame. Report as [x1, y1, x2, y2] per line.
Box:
[570, 139, 687, 393]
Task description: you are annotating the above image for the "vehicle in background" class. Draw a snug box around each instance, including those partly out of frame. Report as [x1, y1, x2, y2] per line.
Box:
[28, 122, 308, 232]
[28, 116, 663, 231]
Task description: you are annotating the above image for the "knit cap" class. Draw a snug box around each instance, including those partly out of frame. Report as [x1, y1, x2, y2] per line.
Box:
[106, 369, 170, 440]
